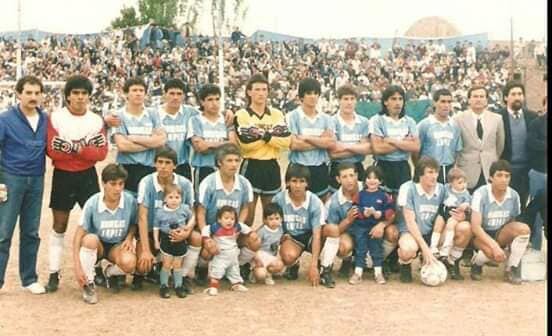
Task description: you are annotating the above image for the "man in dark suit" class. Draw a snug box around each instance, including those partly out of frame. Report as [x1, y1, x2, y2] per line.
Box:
[495, 81, 537, 211]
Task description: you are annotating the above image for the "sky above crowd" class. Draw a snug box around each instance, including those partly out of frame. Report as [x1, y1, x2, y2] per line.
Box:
[0, 0, 547, 41]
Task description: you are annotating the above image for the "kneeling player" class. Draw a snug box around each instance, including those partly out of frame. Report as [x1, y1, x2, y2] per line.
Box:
[470, 160, 531, 284]
[72, 164, 137, 304]
[273, 164, 340, 288]
[397, 156, 471, 283]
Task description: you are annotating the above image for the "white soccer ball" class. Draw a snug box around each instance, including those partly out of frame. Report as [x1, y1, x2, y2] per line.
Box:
[420, 260, 448, 286]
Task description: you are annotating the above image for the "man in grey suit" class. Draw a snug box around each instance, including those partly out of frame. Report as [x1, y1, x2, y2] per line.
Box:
[454, 85, 505, 193]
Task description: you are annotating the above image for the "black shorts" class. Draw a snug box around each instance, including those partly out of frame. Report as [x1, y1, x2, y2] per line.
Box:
[287, 163, 329, 197]
[485, 227, 505, 241]
[122, 164, 155, 194]
[49, 167, 100, 211]
[240, 158, 282, 195]
[175, 163, 192, 181]
[99, 241, 118, 260]
[374, 160, 411, 194]
[160, 231, 188, 257]
[437, 164, 455, 184]
[329, 161, 365, 191]
[289, 232, 313, 253]
[193, 166, 216, 192]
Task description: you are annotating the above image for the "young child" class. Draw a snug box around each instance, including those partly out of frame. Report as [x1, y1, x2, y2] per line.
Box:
[349, 166, 395, 285]
[201, 206, 252, 296]
[252, 203, 285, 285]
[153, 184, 194, 299]
[435, 167, 472, 260]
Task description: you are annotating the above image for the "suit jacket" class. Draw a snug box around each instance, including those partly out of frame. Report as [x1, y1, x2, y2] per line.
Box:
[454, 109, 505, 189]
[495, 107, 538, 162]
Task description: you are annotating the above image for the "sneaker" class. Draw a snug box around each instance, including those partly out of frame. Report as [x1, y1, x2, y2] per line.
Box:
[399, 264, 412, 283]
[505, 265, 522, 285]
[194, 267, 208, 286]
[461, 248, 474, 267]
[45, 272, 60, 293]
[231, 283, 249, 292]
[240, 263, 251, 283]
[145, 266, 160, 284]
[470, 264, 483, 281]
[348, 273, 362, 285]
[182, 276, 194, 295]
[175, 286, 187, 298]
[264, 274, 275, 286]
[82, 283, 98, 304]
[383, 254, 400, 276]
[204, 287, 218, 296]
[23, 282, 46, 295]
[374, 272, 386, 285]
[284, 264, 299, 280]
[319, 266, 336, 288]
[443, 258, 464, 281]
[159, 285, 170, 298]
[94, 265, 106, 287]
[338, 257, 353, 278]
[131, 275, 144, 291]
[107, 275, 125, 293]
[430, 247, 439, 258]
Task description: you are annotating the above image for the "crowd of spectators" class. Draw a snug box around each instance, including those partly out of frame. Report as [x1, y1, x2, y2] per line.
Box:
[0, 30, 535, 115]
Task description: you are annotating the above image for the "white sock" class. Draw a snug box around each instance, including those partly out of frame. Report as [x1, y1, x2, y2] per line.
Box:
[430, 232, 441, 250]
[105, 264, 126, 277]
[507, 234, 530, 269]
[181, 246, 201, 278]
[320, 237, 340, 268]
[439, 231, 455, 257]
[448, 246, 464, 263]
[365, 251, 373, 268]
[354, 267, 363, 276]
[79, 247, 97, 283]
[49, 230, 65, 273]
[383, 240, 397, 259]
[374, 266, 383, 277]
[238, 247, 256, 266]
[473, 250, 490, 266]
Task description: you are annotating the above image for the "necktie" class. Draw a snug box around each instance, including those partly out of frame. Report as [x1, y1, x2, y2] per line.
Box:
[477, 118, 483, 140]
[513, 111, 520, 119]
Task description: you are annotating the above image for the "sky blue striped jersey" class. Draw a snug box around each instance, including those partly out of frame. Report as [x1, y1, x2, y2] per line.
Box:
[331, 113, 370, 163]
[271, 190, 326, 236]
[471, 184, 521, 232]
[286, 106, 334, 166]
[187, 113, 232, 168]
[397, 181, 445, 235]
[417, 115, 463, 166]
[370, 114, 418, 162]
[79, 191, 137, 244]
[197, 171, 254, 226]
[154, 105, 199, 166]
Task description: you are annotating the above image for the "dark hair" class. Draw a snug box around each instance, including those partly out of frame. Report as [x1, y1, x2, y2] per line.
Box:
[15, 75, 43, 94]
[263, 202, 283, 219]
[163, 183, 182, 197]
[336, 162, 357, 177]
[413, 156, 440, 183]
[63, 75, 93, 101]
[123, 77, 147, 93]
[155, 146, 178, 166]
[101, 163, 128, 183]
[285, 163, 310, 185]
[433, 89, 452, 102]
[245, 73, 270, 106]
[336, 84, 358, 99]
[489, 159, 512, 177]
[502, 81, 525, 102]
[216, 205, 238, 223]
[380, 85, 406, 118]
[197, 84, 221, 103]
[298, 77, 321, 98]
[164, 78, 186, 93]
[467, 85, 488, 99]
[214, 143, 241, 168]
[364, 165, 384, 183]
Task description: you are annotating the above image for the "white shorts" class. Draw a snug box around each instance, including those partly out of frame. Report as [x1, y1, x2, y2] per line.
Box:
[257, 250, 278, 268]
